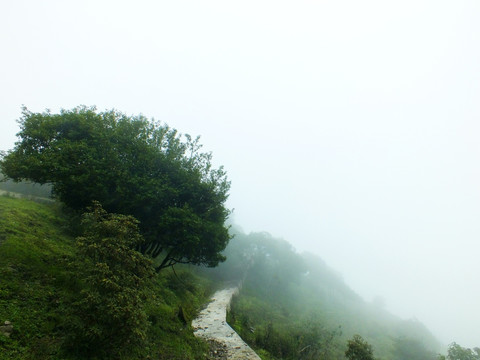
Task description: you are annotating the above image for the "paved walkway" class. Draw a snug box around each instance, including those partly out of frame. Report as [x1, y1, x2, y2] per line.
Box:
[192, 287, 261, 360]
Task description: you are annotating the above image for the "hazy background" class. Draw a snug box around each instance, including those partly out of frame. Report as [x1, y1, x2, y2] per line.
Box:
[1, 0, 479, 348]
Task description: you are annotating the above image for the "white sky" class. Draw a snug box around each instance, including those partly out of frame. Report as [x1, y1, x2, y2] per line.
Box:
[1, 0, 479, 348]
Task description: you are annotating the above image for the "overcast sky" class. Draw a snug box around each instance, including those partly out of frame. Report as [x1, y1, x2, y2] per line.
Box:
[2, 0, 479, 348]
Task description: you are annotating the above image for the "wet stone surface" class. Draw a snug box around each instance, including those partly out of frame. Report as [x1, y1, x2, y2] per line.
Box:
[192, 288, 261, 360]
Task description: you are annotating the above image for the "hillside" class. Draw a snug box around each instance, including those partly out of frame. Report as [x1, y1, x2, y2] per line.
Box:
[0, 185, 443, 360]
[0, 195, 217, 359]
[202, 229, 442, 360]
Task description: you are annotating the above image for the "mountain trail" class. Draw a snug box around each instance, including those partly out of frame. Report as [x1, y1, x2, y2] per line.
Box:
[192, 287, 261, 360]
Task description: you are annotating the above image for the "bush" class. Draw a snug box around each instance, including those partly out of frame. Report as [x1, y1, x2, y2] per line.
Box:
[63, 202, 154, 359]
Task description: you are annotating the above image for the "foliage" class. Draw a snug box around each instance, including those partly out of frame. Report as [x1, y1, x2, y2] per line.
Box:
[228, 292, 343, 360]
[345, 335, 375, 360]
[64, 202, 154, 359]
[0, 106, 231, 270]
[442, 342, 480, 360]
[224, 231, 346, 360]
[222, 230, 441, 360]
[0, 195, 215, 359]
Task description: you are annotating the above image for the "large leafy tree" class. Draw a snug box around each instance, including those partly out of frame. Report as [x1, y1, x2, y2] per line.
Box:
[1, 106, 231, 271]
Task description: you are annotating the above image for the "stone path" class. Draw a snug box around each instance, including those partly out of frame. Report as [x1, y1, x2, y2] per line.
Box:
[192, 287, 261, 360]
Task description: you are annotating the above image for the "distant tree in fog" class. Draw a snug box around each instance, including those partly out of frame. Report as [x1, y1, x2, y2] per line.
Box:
[439, 342, 480, 360]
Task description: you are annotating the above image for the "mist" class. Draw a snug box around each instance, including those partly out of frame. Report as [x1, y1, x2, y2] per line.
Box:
[1, 0, 479, 348]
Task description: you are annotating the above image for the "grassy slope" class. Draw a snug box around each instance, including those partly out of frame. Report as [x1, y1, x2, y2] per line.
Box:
[220, 231, 441, 360]
[0, 195, 215, 360]
[228, 277, 439, 360]
[0, 192, 442, 360]
[0, 196, 73, 359]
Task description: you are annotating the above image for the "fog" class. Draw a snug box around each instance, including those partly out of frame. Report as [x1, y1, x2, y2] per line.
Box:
[1, 0, 479, 348]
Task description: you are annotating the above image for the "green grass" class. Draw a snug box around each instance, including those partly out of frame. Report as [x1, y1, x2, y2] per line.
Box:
[0, 196, 73, 359]
[0, 195, 216, 359]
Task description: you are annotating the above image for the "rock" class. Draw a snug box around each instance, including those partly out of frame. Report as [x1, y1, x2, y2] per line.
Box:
[207, 339, 228, 360]
[0, 321, 13, 337]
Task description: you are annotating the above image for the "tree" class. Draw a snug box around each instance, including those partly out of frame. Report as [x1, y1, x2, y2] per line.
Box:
[65, 202, 154, 358]
[444, 342, 480, 360]
[1, 106, 231, 271]
[345, 335, 375, 360]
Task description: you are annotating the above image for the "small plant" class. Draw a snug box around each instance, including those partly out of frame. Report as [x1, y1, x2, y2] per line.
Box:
[345, 335, 375, 360]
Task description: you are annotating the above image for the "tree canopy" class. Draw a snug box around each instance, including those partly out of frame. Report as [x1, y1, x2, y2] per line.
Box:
[0, 106, 231, 271]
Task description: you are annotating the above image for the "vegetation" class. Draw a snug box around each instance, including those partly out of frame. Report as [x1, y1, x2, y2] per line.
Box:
[0, 106, 230, 358]
[218, 229, 440, 360]
[0, 195, 73, 359]
[345, 335, 375, 360]
[65, 202, 155, 358]
[1, 106, 476, 359]
[438, 342, 480, 360]
[1, 106, 231, 271]
[0, 191, 217, 359]
[0, 192, 449, 360]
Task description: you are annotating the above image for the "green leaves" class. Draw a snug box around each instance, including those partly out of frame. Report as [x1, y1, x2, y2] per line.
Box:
[345, 335, 375, 360]
[446, 342, 480, 360]
[65, 203, 154, 359]
[1, 106, 231, 269]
